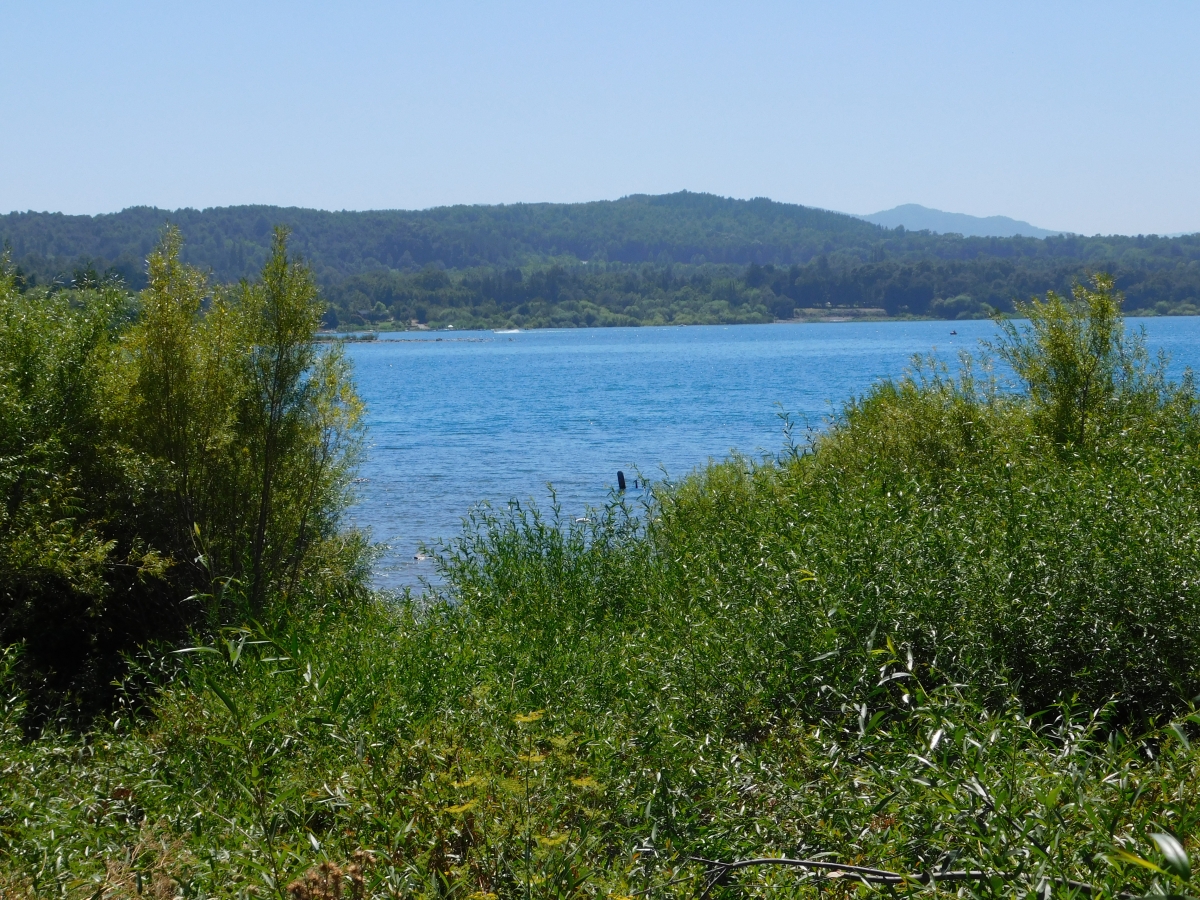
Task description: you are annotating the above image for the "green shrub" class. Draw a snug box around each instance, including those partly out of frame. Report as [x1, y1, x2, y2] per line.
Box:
[0, 227, 365, 721]
[989, 274, 1182, 449]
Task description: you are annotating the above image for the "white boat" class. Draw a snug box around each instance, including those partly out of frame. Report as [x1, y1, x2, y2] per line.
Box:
[494, 328, 520, 334]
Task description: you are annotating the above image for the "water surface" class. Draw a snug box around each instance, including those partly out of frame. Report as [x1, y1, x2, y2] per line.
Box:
[345, 318, 1200, 589]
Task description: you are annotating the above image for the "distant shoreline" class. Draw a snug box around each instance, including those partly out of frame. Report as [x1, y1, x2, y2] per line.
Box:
[326, 311, 909, 336]
[319, 307, 1198, 339]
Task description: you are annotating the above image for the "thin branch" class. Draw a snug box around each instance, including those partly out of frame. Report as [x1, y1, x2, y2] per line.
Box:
[678, 856, 1134, 900]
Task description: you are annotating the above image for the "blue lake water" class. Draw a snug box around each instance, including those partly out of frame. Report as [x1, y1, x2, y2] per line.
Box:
[344, 318, 1200, 590]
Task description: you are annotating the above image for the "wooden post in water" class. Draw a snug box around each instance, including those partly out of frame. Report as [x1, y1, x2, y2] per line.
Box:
[617, 470, 627, 491]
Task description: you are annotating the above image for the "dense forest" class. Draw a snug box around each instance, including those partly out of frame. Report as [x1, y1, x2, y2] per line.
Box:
[5, 191, 1200, 327]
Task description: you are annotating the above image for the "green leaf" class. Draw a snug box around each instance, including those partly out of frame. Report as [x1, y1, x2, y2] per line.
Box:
[327, 684, 348, 717]
[1113, 848, 1167, 876]
[249, 708, 286, 731]
[208, 681, 241, 723]
[868, 791, 897, 815]
[1151, 833, 1191, 881]
[226, 635, 245, 667]
[1170, 723, 1191, 751]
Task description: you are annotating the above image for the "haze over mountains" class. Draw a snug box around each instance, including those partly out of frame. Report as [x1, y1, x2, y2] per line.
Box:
[3, 192, 1199, 328]
[859, 204, 1063, 238]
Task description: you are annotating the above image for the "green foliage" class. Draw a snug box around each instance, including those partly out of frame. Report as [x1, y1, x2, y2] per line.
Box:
[5, 194, 1200, 326]
[328, 263, 778, 330]
[3, 503, 1200, 898]
[4, 275, 1200, 896]
[0, 228, 365, 720]
[236, 227, 358, 609]
[0, 258, 143, 710]
[990, 275, 1176, 447]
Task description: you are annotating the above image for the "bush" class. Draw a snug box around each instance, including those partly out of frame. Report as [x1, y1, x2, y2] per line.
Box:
[0, 228, 365, 721]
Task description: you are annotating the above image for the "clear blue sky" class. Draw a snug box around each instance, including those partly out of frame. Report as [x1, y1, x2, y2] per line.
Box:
[3, 1, 1197, 235]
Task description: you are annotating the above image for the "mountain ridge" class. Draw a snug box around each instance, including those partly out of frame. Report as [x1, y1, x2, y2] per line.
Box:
[859, 203, 1063, 238]
[0, 192, 886, 282]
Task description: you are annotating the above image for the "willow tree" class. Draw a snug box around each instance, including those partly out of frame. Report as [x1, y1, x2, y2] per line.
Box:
[238, 227, 363, 610]
[990, 275, 1163, 449]
[120, 226, 364, 618]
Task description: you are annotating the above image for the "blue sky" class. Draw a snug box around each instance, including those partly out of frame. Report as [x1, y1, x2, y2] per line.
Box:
[2, 1, 1197, 234]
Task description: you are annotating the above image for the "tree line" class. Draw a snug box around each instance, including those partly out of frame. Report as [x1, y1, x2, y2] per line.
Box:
[5, 192, 1200, 326]
[325, 254, 1200, 329]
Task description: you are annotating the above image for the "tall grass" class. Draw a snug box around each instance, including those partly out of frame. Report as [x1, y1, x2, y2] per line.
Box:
[4, 277, 1200, 897]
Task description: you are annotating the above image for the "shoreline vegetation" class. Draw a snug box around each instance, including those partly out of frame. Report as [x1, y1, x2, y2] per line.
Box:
[325, 306, 901, 335]
[3, 227, 1200, 898]
[311, 307, 900, 340]
[314, 302, 1184, 341]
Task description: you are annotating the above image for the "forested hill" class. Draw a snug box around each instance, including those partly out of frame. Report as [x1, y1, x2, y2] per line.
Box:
[3, 193, 889, 281]
[5, 192, 1200, 328]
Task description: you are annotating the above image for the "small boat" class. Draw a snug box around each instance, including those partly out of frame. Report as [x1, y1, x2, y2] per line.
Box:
[494, 328, 520, 334]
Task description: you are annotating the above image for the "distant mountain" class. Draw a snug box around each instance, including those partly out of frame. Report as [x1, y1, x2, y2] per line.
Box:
[860, 204, 1063, 239]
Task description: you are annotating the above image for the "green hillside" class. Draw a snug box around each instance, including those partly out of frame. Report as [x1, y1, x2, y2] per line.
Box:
[1, 193, 882, 280]
[5, 192, 1200, 327]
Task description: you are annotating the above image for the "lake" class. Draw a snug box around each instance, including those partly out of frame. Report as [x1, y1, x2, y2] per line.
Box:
[345, 317, 1200, 590]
